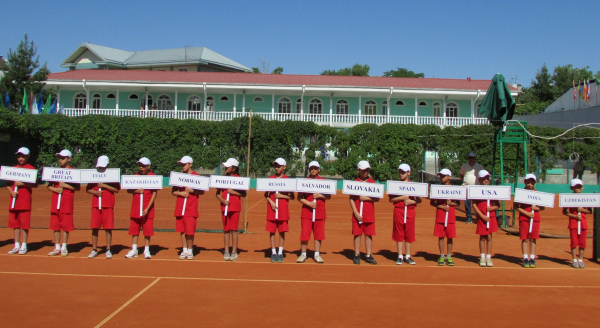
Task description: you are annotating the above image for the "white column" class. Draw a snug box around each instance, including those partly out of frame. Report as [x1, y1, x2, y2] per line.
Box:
[116, 90, 119, 110]
[203, 83, 207, 112]
[57, 87, 61, 109]
[414, 96, 418, 123]
[86, 89, 90, 115]
[470, 98, 475, 124]
[442, 98, 446, 126]
[174, 90, 178, 111]
[145, 89, 149, 110]
[271, 92, 275, 119]
[358, 95, 362, 124]
[329, 93, 333, 127]
[233, 91, 237, 113]
[242, 91, 246, 113]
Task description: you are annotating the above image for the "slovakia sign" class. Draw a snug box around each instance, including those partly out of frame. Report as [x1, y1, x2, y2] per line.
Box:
[120, 175, 163, 190]
[296, 178, 337, 195]
[514, 188, 555, 208]
[79, 168, 121, 183]
[0, 166, 38, 184]
[42, 167, 81, 183]
[468, 185, 512, 200]
[430, 185, 468, 200]
[256, 178, 297, 192]
[342, 180, 384, 198]
[559, 193, 600, 208]
[169, 172, 210, 191]
[386, 181, 429, 197]
[209, 175, 250, 190]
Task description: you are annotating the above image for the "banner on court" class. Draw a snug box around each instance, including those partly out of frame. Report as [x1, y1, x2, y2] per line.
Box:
[386, 181, 428, 197]
[42, 167, 81, 182]
[430, 185, 467, 200]
[256, 178, 297, 192]
[342, 180, 384, 198]
[514, 188, 555, 208]
[296, 178, 337, 195]
[209, 175, 250, 190]
[169, 172, 210, 190]
[0, 166, 38, 183]
[79, 168, 121, 183]
[468, 185, 511, 200]
[559, 193, 600, 208]
[120, 175, 163, 189]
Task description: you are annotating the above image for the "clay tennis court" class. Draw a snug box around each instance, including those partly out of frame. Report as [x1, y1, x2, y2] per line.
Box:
[1, 189, 599, 327]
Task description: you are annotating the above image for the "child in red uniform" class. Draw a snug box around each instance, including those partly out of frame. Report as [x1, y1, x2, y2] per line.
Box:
[86, 155, 120, 259]
[216, 158, 246, 261]
[515, 173, 545, 268]
[350, 160, 379, 265]
[472, 170, 499, 267]
[125, 157, 158, 259]
[297, 161, 331, 263]
[47, 150, 80, 257]
[265, 158, 294, 263]
[430, 169, 460, 266]
[6, 147, 37, 255]
[172, 156, 204, 260]
[562, 178, 592, 269]
[389, 163, 421, 265]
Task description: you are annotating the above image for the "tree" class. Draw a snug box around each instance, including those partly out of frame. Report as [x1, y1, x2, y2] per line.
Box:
[0, 34, 50, 110]
[271, 67, 283, 74]
[551, 64, 594, 98]
[321, 63, 370, 76]
[529, 63, 554, 102]
[251, 57, 283, 74]
[382, 67, 424, 78]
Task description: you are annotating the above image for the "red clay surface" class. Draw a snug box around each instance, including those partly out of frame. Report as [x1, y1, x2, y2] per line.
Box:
[1, 190, 599, 327]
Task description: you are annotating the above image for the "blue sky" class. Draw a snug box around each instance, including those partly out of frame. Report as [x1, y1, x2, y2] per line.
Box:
[1, 0, 598, 87]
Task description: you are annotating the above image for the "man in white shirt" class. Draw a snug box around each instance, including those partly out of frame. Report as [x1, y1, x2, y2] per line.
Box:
[460, 152, 484, 224]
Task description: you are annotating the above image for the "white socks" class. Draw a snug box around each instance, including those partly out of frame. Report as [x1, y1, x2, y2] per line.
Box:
[278, 247, 283, 255]
[530, 254, 535, 260]
[272, 248, 277, 255]
[314, 252, 320, 257]
[183, 247, 188, 253]
[524, 254, 529, 260]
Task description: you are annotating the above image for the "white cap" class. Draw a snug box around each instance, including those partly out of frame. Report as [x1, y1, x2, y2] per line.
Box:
[398, 163, 411, 172]
[438, 168, 452, 176]
[571, 178, 583, 187]
[357, 160, 371, 170]
[308, 161, 320, 168]
[273, 158, 286, 166]
[178, 156, 193, 164]
[16, 147, 30, 155]
[96, 155, 109, 168]
[222, 158, 239, 167]
[524, 173, 537, 182]
[55, 149, 72, 158]
[478, 170, 491, 178]
[137, 157, 151, 166]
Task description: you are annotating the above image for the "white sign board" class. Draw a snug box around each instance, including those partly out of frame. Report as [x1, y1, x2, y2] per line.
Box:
[386, 181, 429, 197]
[42, 167, 81, 183]
[342, 180, 384, 198]
[256, 178, 297, 192]
[79, 168, 121, 183]
[468, 185, 512, 200]
[209, 175, 250, 191]
[559, 193, 600, 208]
[296, 178, 338, 195]
[0, 166, 38, 183]
[430, 185, 468, 200]
[514, 188, 555, 208]
[120, 175, 163, 190]
[169, 172, 210, 191]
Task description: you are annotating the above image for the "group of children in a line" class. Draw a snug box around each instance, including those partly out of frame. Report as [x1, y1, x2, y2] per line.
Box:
[4, 147, 591, 268]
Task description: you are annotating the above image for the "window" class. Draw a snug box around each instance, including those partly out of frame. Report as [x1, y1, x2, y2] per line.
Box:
[336, 99, 349, 115]
[418, 101, 428, 106]
[382, 100, 388, 115]
[309, 98, 322, 114]
[278, 97, 291, 113]
[395, 100, 405, 106]
[219, 96, 230, 101]
[141, 95, 153, 109]
[179, 68, 188, 72]
[157, 95, 172, 110]
[187, 95, 202, 111]
[106, 93, 116, 99]
[253, 96, 264, 102]
[446, 102, 458, 117]
[92, 93, 101, 109]
[433, 102, 442, 117]
[74, 93, 87, 109]
[364, 100, 377, 115]
[206, 96, 215, 111]
[128, 94, 139, 100]
[296, 99, 303, 113]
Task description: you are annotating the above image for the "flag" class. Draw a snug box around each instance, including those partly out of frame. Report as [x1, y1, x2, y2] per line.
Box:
[37, 93, 43, 111]
[573, 81, 576, 100]
[31, 99, 39, 114]
[58, 104, 64, 115]
[30, 91, 34, 109]
[21, 89, 28, 114]
[49, 99, 57, 114]
[4, 92, 9, 107]
[587, 79, 591, 101]
[578, 81, 582, 97]
[41, 95, 52, 114]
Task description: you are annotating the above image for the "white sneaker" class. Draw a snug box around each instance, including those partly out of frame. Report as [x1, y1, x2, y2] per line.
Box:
[88, 250, 99, 258]
[8, 247, 20, 254]
[179, 251, 188, 260]
[125, 249, 138, 259]
[105, 250, 113, 259]
[61, 248, 68, 257]
[144, 250, 151, 259]
[48, 249, 61, 256]
[18, 247, 27, 255]
[229, 253, 238, 261]
[187, 252, 194, 260]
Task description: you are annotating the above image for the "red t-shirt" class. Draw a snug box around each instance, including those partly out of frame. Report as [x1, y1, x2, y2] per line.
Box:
[566, 208, 588, 230]
[392, 179, 417, 222]
[266, 174, 290, 221]
[474, 199, 496, 220]
[8, 163, 35, 211]
[434, 199, 456, 224]
[300, 176, 327, 220]
[90, 183, 120, 209]
[173, 171, 200, 218]
[130, 172, 156, 219]
[352, 177, 376, 223]
[516, 203, 541, 222]
[220, 174, 242, 213]
[50, 166, 77, 214]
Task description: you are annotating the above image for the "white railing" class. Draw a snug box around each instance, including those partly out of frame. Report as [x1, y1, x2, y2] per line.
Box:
[63, 108, 488, 127]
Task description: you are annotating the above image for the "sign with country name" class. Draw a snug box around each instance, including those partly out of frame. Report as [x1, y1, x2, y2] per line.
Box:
[559, 193, 600, 208]
[0, 166, 38, 184]
[169, 172, 210, 190]
[342, 180, 384, 198]
[120, 175, 164, 190]
[430, 185, 468, 200]
[386, 181, 429, 197]
[256, 178, 297, 192]
[79, 168, 121, 183]
[296, 178, 337, 195]
[514, 188, 555, 208]
[468, 185, 512, 200]
[42, 167, 81, 183]
[209, 175, 250, 190]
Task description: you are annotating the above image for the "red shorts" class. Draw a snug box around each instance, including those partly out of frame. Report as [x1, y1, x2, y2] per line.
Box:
[50, 213, 74, 232]
[433, 222, 456, 239]
[392, 221, 415, 243]
[8, 210, 31, 229]
[176, 216, 198, 235]
[266, 220, 289, 233]
[129, 217, 154, 236]
[519, 220, 540, 240]
[91, 208, 115, 230]
[222, 211, 240, 232]
[475, 218, 498, 236]
[300, 218, 325, 241]
[570, 229, 587, 249]
[352, 220, 375, 236]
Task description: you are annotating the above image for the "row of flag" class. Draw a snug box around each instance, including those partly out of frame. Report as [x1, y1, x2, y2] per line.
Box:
[4, 90, 64, 114]
[572, 79, 596, 101]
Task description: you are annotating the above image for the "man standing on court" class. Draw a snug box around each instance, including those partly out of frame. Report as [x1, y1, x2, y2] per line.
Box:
[460, 152, 483, 224]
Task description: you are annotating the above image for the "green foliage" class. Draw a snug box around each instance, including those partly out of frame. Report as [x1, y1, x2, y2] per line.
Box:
[321, 64, 370, 76]
[271, 67, 283, 74]
[530, 63, 554, 102]
[551, 64, 595, 97]
[382, 67, 424, 78]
